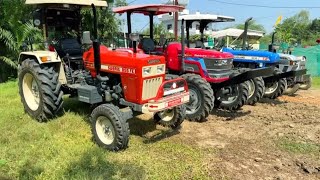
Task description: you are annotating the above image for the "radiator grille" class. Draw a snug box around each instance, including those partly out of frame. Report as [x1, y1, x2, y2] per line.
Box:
[142, 77, 163, 100]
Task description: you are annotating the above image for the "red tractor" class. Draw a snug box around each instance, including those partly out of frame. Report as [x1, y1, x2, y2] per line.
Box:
[18, 0, 189, 151]
[113, 4, 273, 121]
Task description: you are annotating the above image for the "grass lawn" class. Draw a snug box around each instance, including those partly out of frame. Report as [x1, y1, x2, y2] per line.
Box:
[312, 76, 320, 88]
[0, 81, 213, 180]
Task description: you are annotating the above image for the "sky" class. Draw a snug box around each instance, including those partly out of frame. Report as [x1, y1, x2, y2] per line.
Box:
[118, 0, 320, 34]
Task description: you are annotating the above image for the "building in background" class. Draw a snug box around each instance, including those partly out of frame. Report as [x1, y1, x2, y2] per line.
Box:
[158, 10, 235, 36]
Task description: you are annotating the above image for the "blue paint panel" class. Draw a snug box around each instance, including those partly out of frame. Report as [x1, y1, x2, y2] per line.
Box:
[222, 48, 280, 64]
[185, 57, 207, 70]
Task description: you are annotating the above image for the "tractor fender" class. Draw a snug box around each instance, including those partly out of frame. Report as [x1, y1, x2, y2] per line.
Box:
[19, 51, 67, 85]
[19, 51, 62, 64]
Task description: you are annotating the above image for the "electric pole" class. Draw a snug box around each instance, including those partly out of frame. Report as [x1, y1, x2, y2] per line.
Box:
[174, 0, 178, 40]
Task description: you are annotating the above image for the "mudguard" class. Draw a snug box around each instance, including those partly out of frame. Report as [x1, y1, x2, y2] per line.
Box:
[19, 51, 62, 64]
[19, 51, 67, 85]
[214, 67, 274, 88]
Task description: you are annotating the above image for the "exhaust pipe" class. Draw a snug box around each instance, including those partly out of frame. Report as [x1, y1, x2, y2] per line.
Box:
[268, 32, 277, 52]
[180, 19, 185, 73]
[242, 17, 253, 50]
[91, 4, 101, 75]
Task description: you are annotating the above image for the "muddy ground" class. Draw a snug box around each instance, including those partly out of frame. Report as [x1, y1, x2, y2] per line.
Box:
[141, 89, 320, 179]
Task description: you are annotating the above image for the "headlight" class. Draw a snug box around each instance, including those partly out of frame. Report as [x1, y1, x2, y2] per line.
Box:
[157, 65, 165, 74]
[289, 61, 297, 66]
[259, 63, 264, 67]
[143, 67, 152, 75]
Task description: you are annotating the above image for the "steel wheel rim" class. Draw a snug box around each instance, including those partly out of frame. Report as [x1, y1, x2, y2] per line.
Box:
[265, 82, 278, 95]
[23, 73, 40, 111]
[96, 116, 115, 145]
[221, 86, 238, 104]
[158, 109, 174, 122]
[247, 80, 256, 99]
[186, 88, 201, 115]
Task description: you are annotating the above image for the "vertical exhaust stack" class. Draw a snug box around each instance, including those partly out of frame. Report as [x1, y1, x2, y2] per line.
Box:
[180, 19, 185, 73]
[269, 32, 277, 52]
[91, 4, 101, 76]
[242, 17, 253, 50]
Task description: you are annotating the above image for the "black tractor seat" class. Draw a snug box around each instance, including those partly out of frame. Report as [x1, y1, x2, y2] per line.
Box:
[140, 38, 163, 55]
[55, 38, 83, 61]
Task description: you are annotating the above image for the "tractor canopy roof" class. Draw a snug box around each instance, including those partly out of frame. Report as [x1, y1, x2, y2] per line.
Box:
[25, 0, 107, 7]
[181, 14, 235, 23]
[113, 4, 184, 15]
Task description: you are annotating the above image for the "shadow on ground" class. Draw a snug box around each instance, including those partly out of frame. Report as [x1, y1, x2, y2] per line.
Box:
[260, 98, 287, 105]
[211, 108, 251, 121]
[63, 147, 145, 179]
[128, 116, 181, 144]
[63, 98, 181, 144]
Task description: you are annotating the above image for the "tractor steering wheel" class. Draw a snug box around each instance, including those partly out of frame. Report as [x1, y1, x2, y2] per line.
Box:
[162, 39, 169, 51]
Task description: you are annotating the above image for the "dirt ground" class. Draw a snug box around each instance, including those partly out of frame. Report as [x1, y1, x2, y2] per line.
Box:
[143, 89, 320, 179]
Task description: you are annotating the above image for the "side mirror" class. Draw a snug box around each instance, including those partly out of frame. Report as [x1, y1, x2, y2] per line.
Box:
[82, 31, 92, 45]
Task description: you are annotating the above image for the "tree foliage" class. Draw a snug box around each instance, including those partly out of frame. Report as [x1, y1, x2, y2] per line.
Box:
[275, 10, 318, 46]
[81, 0, 127, 43]
[142, 23, 169, 38]
[233, 20, 266, 32]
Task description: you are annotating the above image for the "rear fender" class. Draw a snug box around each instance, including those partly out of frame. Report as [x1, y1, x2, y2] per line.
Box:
[19, 51, 67, 85]
[19, 51, 62, 64]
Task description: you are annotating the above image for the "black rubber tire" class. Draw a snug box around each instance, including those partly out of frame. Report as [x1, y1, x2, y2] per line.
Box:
[91, 104, 130, 151]
[180, 74, 214, 122]
[154, 105, 186, 129]
[299, 77, 312, 90]
[214, 82, 249, 110]
[246, 77, 265, 105]
[263, 78, 286, 99]
[284, 83, 300, 96]
[18, 59, 63, 122]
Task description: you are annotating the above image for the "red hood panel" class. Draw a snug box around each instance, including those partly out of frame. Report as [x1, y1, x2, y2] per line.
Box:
[185, 48, 234, 59]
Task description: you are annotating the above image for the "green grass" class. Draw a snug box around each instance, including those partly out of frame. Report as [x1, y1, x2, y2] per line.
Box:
[312, 76, 320, 88]
[276, 137, 320, 157]
[0, 81, 214, 180]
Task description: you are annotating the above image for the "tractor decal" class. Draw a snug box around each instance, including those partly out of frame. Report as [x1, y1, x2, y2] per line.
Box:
[101, 65, 136, 74]
[234, 55, 270, 61]
[185, 57, 207, 71]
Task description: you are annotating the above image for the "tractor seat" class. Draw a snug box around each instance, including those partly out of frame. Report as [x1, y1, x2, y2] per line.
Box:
[141, 38, 163, 55]
[56, 38, 83, 61]
[195, 40, 205, 49]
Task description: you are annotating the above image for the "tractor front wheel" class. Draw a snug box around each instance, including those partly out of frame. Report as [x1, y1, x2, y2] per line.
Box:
[214, 82, 249, 110]
[91, 104, 130, 151]
[246, 77, 265, 105]
[180, 74, 214, 122]
[18, 59, 63, 122]
[264, 78, 286, 99]
[154, 105, 186, 129]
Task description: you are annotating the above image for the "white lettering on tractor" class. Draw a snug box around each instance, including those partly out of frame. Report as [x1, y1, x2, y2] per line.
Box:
[101, 65, 136, 74]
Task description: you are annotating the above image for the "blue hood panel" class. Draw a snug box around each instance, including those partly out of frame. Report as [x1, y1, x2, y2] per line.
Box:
[222, 48, 280, 64]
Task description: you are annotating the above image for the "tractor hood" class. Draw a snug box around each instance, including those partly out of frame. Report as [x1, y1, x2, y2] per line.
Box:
[185, 48, 234, 59]
[279, 53, 298, 61]
[222, 48, 280, 63]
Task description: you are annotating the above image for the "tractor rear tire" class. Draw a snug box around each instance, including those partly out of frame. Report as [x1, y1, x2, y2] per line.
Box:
[299, 77, 312, 90]
[246, 77, 265, 105]
[263, 78, 286, 99]
[180, 74, 214, 122]
[91, 104, 130, 151]
[154, 105, 186, 129]
[284, 83, 300, 96]
[214, 82, 249, 110]
[18, 59, 63, 122]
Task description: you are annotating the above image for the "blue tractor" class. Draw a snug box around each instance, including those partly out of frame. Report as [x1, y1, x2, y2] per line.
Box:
[222, 17, 308, 102]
